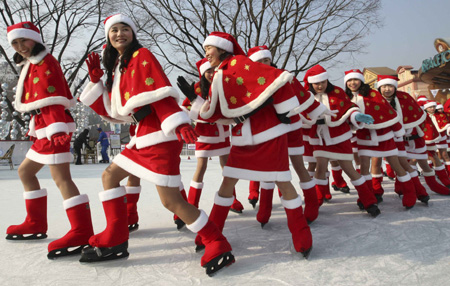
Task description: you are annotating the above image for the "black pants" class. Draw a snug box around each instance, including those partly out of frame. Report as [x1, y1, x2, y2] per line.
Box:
[74, 143, 82, 164]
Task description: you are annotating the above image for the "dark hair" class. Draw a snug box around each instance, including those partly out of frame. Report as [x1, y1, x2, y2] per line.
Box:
[309, 80, 335, 95]
[217, 48, 233, 62]
[345, 81, 372, 99]
[200, 73, 211, 100]
[378, 86, 398, 110]
[13, 42, 46, 64]
[102, 24, 143, 92]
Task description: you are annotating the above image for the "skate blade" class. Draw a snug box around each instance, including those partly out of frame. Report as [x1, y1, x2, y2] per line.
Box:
[248, 199, 258, 209]
[204, 251, 235, 277]
[174, 219, 186, 231]
[195, 244, 205, 253]
[6, 233, 47, 240]
[229, 208, 243, 214]
[128, 223, 139, 233]
[48, 244, 88, 259]
[79, 241, 129, 263]
[300, 246, 313, 260]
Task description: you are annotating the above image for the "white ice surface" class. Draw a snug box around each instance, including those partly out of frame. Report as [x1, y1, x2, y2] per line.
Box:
[1, 157, 450, 286]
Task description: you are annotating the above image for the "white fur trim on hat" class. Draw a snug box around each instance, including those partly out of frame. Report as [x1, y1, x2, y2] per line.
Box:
[199, 60, 211, 76]
[437, 104, 444, 109]
[7, 28, 43, 45]
[344, 72, 365, 85]
[424, 101, 437, 109]
[249, 49, 272, 62]
[308, 71, 329, 84]
[377, 78, 398, 88]
[104, 14, 137, 39]
[203, 35, 233, 53]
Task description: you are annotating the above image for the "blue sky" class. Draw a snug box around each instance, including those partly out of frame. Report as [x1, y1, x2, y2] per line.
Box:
[327, 0, 449, 87]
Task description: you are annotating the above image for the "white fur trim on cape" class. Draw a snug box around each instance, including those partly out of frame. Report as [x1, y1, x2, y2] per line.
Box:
[316, 92, 361, 128]
[195, 147, 230, 158]
[353, 95, 399, 130]
[286, 94, 317, 117]
[223, 166, 291, 182]
[26, 148, 73, 165]
[14, 55, 75, 113]
[186, 209, 208, 233]
[280, 195, 302, 209]
[63, 194, 89, 210]
[201, 69, 293, 119]
[189, 97, 204, 121]
[113, 153, 181, 187]
[431, 114, 450, 132]
[23, 188, 47, 200]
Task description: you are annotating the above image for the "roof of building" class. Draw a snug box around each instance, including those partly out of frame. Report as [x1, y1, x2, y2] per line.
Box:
[363, 67, 397, 75]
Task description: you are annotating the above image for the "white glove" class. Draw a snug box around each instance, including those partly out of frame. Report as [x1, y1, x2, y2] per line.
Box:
[322, 109, 338, 118]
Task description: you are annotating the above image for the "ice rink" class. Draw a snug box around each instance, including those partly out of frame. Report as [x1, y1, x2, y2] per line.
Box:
[1, 157, 450, 286]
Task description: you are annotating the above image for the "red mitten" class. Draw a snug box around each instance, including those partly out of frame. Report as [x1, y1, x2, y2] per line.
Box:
[52, 133, 71, 146]
[175, 124, 198, 144]
[85, 52, 104, 83]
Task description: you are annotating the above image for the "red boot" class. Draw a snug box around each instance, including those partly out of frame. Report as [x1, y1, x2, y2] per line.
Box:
[230, 188, 244, 213]
[410, 171, 430, 204]
[331, 166, 350, 193]
[48, 194, 94, 259]
[445, 162, 450, 175]
[125, 186, 141, 232]
[371, 173, 384, 202]
[300, 180, 319, 224]
[397, 174, 416, 209]
[256, 182, 275, 227]
[315, 178, 328, 205]
[394, 178, 403, 196]
[281, 195, 313, 258]
[351, 177, 380, 217]
[174, 184, 188, 230]
[187, 210, 234, 276]
[385, 163, 396, 179]
[423, 170, 450, 195]
[195, 193, 233, 251]
[6, 189, 48, 240]
[80, 186, 129, 262]
[248, 181, 260, 208]
[434, 165, 450, 187]
[188, 181, 203, 208]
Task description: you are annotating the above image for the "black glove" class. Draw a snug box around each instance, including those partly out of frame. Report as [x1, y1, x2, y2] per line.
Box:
[177, 76, 197, 102]
[277, 112, 291, 124]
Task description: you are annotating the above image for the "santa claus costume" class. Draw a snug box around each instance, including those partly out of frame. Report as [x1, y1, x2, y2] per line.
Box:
[344, 69, 417, 208]
[245, 45, 324, 226]
[377, 75, 448, 198]
[5, 22, 95, 260]
[302, 65, 380, 216]
[79, 15, 234, 275]
[196, 32, 321, 258]
[178, 58, 243, 214]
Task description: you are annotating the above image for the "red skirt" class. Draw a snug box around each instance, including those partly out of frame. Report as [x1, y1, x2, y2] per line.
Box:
[27, 136, 73, 165]
[312, 139, 353, 160]
[195, 138, 230, 158]
[114, 140, 183, 187]
[223, 134, 291, 182]
[287, 128, 304, 155]
[357, 138, 398, 158]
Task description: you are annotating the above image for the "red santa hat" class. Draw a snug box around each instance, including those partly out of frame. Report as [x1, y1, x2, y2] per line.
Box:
[303, 65, 328, 90]
[203, 31, 246, 56]
[196, 58, 212, 79]
[7, 21, 43, 45]
[424, 100, 437, 110]
[344, 69, 365, 85]
[416, 95, 427, 103]
[436, 103, 444, 110]
[377, 75, 399, 88]
[104, 14, 137, 40]
[247, 45, 272, 62]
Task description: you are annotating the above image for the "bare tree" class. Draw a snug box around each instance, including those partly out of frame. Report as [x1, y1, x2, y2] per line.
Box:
[127, 0, 381, 80]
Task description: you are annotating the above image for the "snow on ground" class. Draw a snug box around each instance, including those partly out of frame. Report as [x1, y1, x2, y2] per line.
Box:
[1, 157, 450, 286]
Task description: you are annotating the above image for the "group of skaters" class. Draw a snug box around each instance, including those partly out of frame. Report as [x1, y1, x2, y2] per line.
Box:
[5, 13, 450, 276]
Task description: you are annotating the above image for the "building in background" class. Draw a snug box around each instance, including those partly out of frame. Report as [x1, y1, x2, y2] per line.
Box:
[363, 67, 396, 89]
[397, 65, 430, 100]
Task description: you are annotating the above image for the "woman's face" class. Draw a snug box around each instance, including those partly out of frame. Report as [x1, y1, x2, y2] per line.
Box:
[379, 85, 395, 99]
[108, 23, 133, 55]
[204, 67, 215, 83]
[205, 45, 224, 67]
[346, 78, 362, 92]
[257, 57, 271, 66]
[312, 80, 328, 94]
[11, 38, 36, 58]
[426, 106, 436, 114]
